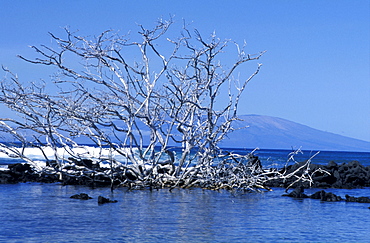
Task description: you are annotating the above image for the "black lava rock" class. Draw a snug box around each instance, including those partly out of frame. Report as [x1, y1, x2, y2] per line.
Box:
[282, 186, 308, 198]
[68, 157, 99, 170]
[345, 195, 370, 203]
[70, 193, 93, 200]
[98, 196, 118, 204]
[6, 163, 39, 183]
[266, 160, 370, 189]
[309, 190, 342, 202]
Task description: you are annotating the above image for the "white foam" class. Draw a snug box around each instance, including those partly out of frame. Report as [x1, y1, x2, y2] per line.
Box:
[0, 165, 9, 171]
[0, 146, 136, 163]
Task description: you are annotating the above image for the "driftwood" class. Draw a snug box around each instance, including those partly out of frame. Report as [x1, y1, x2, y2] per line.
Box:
[0, 19, 324, 192]
[0, 148, 324, 193]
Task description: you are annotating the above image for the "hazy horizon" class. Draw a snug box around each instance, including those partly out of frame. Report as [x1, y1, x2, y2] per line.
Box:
[2, 114, 368, 152]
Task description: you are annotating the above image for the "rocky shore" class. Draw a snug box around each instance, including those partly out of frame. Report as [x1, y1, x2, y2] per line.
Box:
[1, 158, 370, 190]
[2, 157, 370, 206]
[265, 160, 370, 189]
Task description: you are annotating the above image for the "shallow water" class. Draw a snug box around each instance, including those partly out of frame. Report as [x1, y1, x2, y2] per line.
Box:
[1, 183, 370, 242]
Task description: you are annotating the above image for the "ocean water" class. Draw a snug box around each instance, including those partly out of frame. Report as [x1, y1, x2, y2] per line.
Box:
[1, 149, 370, 242]
[1, 184, 370, 242]
[1, 147, 370, 168]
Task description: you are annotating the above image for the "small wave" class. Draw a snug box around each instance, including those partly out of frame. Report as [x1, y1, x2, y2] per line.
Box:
[0, 145, 134, 162]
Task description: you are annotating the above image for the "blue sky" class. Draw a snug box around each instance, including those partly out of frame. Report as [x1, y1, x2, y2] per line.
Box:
[1, 1, 369, 142]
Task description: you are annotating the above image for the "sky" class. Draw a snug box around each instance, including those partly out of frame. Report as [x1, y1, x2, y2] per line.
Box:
[0, 0, 369, 142]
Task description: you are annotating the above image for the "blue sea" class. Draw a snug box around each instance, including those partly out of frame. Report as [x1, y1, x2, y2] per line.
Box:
[1, 148, 370, 242]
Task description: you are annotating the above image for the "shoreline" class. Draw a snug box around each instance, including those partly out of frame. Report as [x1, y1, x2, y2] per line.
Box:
[2, 159, 370, 207]
[1, 159, 370, 190]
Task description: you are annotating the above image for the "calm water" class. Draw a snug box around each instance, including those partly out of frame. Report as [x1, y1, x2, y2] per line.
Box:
[1, 149, 370, 242]
[1, 184, 370, 242]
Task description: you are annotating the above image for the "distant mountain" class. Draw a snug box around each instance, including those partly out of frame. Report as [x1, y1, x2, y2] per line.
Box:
[3, 114, 366, 152]
[220, 115, 370, 152]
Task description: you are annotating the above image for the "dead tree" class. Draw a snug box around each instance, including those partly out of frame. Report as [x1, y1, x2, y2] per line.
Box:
[0, 18, 318, 191]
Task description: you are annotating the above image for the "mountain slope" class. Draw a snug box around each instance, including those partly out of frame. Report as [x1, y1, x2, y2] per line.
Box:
[221, 115, 370, 152]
